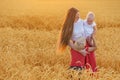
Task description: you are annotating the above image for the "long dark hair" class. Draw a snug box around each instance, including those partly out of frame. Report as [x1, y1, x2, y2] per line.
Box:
[57, 7, 79, 53]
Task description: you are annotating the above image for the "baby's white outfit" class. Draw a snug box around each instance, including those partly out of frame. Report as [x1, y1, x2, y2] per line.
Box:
[83, 19, 96, 38]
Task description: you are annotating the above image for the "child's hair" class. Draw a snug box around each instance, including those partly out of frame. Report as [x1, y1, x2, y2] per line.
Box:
[86, 11, 95, 20]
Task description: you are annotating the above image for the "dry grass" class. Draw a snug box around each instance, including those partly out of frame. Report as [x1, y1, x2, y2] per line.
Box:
[0, 15, 120, 31]
[0, 0, 120, 80]
[0, 27, 120, 80]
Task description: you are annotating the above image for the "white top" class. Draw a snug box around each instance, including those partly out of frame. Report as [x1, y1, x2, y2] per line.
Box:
[71, 18, 85, 41]
[83, 20, 96, 38]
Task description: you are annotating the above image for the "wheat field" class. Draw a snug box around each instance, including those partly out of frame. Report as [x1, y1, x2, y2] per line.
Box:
[0, 0, 120, 80]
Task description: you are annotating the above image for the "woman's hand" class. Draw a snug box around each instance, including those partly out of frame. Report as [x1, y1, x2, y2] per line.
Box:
[78, 48, 89, 56]
[87, 47, 96, 52]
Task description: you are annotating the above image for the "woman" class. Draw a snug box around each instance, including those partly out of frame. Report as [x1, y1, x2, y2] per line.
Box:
[57, 7, 97, 72]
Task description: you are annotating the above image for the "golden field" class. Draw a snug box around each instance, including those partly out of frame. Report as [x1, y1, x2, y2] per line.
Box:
[0, 0, 120, 80]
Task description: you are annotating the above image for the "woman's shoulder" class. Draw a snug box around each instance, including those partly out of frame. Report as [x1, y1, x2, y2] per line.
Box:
[77, 18, 84, 25]
[78, 18, 84, 22]
[80, 19, 84, 22]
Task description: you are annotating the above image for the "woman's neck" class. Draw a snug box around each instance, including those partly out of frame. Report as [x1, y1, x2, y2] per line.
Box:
[74, 18, 79, 23]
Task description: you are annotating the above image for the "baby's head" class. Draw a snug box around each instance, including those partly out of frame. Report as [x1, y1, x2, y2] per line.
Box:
[86, 11, 95, 25]
[74, 37, 86, 50]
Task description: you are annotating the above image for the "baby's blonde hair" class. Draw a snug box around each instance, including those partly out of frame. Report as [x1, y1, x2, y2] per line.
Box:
[86, 11, 95, 20]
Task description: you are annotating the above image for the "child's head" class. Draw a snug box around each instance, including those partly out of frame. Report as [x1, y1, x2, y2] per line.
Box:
[74, 37, 86, 50]
[86, 11, 95, 25]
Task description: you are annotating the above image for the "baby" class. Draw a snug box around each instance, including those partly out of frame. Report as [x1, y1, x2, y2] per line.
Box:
[84, 12, 97, 46]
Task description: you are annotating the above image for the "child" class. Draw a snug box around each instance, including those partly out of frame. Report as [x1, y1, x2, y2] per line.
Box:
[83, 12, 98, 72]
[84, 12, 97, 46]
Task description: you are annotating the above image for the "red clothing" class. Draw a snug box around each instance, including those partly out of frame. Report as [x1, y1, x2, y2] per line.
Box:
[70, 43, 97, 72]
[70, 48, 85, 67]
[85, 52, 97, 72]
[85, 43, 97, 72]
